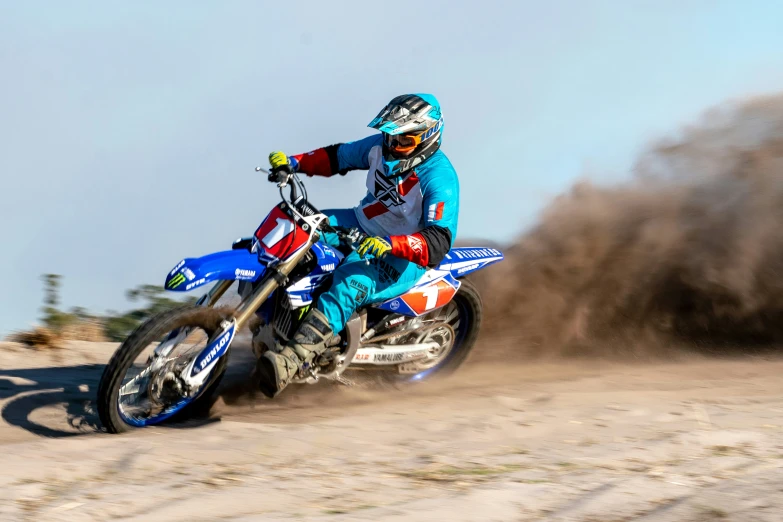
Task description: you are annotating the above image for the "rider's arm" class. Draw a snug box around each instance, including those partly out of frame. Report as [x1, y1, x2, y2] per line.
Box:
[291, 135, 382, 177]
[387, 159, 459, 268]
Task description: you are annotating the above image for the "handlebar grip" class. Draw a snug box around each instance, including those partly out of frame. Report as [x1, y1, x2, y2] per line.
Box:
[268, 166, 293, 184]
[326, 226, 367, 249]
[257, 161, 294, 183]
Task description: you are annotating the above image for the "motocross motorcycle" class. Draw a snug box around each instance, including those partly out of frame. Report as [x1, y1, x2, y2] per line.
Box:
[97, 166, 504, 433]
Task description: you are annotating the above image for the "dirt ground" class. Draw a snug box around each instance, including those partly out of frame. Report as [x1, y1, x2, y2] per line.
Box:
[1, 339, 782, 521]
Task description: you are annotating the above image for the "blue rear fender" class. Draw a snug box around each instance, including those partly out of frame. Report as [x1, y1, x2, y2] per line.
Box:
[436, 247, 504, 278]
[165, 249, 266, 292]
[373, 247, 504, 316]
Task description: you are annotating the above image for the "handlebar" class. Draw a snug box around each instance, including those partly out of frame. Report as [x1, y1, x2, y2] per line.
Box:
[321, 224, 367, 250]
[255, 164, 304, 210]
[254, 164, 367, 250]
[255, 165, 293, 186]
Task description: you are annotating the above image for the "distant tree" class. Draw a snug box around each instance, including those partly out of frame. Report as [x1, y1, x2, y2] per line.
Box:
[40, 274, 74, 331]
[103, 311, 145, 342]
[68, 306, 94, 321]
[103, 284, 197, 341]
[34, 274, 196, 342]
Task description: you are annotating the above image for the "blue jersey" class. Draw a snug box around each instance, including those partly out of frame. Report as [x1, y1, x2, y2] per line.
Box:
[292, 134, 459, 267]
[337, 134, 459, 242]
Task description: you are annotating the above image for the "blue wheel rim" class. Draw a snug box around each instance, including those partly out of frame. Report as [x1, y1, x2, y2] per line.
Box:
[116, 327, 218, 427]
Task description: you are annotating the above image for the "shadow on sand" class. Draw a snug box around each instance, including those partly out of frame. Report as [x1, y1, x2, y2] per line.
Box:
[0, 364, 105, 438]
[0, 343, 263, 438]
[0, 342, 374, 439]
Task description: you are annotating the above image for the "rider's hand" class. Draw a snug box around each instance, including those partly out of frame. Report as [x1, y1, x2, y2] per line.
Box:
[268, 151, 299, 173]
[357, 236, 392, 259]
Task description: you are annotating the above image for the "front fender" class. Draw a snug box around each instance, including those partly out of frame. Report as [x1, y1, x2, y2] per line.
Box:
[165, 249, 266, 292]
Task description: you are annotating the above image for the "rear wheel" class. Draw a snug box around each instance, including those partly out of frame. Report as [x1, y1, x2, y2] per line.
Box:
[399, 278, 482, 381]
[97, 306, 232, 433]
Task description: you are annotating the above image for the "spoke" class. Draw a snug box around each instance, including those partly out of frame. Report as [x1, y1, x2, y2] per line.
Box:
[119, 366, 151, 396]
[118, 325, 211, 423]
[444, 307, 459, 324]
[119, 383, 140, 396]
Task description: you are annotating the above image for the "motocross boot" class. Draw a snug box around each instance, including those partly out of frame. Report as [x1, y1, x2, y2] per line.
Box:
[256, 308, 334, 398]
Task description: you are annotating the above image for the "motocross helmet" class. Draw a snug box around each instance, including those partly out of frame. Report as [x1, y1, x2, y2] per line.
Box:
[368, 93, 443, 178]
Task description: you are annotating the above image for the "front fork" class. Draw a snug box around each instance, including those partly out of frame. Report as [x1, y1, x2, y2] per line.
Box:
[158, 235, 320, 389]
[197, 279, 233, 308]
[194, 235, 319, 332]
[232, 236, 318, 332]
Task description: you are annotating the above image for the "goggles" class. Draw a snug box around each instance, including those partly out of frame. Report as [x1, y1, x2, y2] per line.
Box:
[383, 131, 423, 154]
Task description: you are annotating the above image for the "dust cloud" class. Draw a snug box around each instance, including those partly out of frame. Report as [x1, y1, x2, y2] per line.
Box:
[476, 95, 783, 360]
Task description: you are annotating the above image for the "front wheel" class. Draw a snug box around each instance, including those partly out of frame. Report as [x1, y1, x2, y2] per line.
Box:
[97, 306, 232, 433]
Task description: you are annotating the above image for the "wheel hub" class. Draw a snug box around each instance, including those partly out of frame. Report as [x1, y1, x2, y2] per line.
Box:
[150, 368, 187, 404]
[397, 323, 456, 374]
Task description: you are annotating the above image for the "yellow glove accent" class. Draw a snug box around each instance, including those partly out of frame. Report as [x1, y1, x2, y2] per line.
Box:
[357, 236, 392, 259]
[268, 151, 290, 170]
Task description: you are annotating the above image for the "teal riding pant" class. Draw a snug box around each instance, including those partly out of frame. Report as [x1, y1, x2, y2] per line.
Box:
[317, 209, 426, 333]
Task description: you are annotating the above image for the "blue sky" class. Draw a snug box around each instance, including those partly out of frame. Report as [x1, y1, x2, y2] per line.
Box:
[2, 0, 783, 335]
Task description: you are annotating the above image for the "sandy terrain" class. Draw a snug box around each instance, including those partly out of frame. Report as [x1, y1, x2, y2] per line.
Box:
[5, 93, 783, 521]
[1, 339, 782, 521]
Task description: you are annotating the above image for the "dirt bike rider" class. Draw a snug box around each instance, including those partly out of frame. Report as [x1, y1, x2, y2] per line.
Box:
[256, 94, 459, 398]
